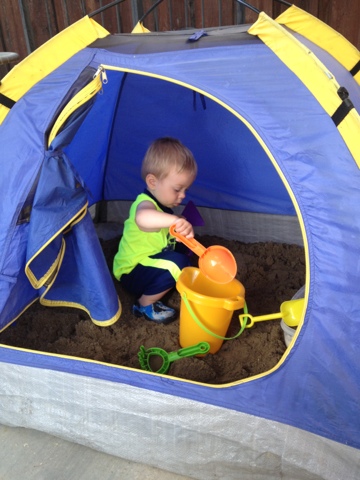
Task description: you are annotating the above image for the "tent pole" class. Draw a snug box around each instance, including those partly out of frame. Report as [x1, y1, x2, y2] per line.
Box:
[89, 0, 127, 19]
[233, 0, 260, 15]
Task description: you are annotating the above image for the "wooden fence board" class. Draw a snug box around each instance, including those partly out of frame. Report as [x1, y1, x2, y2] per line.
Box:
[202, 0, 226, 28]
[298, 0, 320, 17]
[91, 2, 119, 32]
[323, 0, 360, 51]
[117, 0, 137, 32]
[244, 0, 272, 24]
[0, 1, 27, 58]
[20, 0, 55, 52]
[52, 0, 72, 32]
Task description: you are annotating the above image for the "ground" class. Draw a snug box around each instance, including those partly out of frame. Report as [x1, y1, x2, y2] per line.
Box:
[0, 234, 305, 384]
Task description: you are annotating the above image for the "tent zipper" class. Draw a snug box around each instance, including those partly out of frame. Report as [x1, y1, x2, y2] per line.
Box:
[48, 66, 105, 147]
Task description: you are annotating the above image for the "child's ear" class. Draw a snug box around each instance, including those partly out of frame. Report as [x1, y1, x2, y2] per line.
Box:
[145, 173, 157, 190]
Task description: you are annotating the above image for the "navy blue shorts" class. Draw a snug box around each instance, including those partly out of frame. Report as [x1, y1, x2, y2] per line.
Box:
[120, 250, 191, 298]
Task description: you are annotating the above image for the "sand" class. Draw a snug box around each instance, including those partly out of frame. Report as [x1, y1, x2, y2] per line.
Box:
[0, 234, 305, 384]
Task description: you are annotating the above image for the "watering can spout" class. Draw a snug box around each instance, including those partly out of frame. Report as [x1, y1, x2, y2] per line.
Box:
[169, 224, 237, 284]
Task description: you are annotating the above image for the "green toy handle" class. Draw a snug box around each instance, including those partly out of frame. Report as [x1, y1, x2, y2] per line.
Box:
[181, 292, 248, 340]
[167, 342, 210, 362]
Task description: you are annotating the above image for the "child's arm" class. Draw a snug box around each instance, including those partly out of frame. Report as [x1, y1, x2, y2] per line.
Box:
[135, 201, 194, 238]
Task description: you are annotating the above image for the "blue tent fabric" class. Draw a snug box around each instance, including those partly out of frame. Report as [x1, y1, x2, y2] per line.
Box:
[0, 17, 360, 454]
[26, 151, 88, 285]
[0, 58, 121, 327]
[24, 150, 120, 323]
[40, 210, 120, 323]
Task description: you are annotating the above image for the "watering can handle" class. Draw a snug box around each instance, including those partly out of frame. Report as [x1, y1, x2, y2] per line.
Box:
[169, 224, 206, 257]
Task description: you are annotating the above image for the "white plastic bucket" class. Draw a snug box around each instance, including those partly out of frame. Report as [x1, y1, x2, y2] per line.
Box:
[280, 319, 296, 347]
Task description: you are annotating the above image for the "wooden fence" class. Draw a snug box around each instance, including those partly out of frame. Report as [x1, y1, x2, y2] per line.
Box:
[1, 0, 359, 69]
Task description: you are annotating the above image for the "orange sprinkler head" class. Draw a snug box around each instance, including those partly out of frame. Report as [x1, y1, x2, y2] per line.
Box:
[169, 224, 237, 284]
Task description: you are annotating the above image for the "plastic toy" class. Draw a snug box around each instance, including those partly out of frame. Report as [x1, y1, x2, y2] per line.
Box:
[138, 342, 210, 374]
[239, 298, 305, 328]
[169, 224, 237, 284]
[181, 200, 205, 226]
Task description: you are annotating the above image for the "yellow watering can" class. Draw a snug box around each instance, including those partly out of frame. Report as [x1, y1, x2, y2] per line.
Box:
[239, 297, 305, 328]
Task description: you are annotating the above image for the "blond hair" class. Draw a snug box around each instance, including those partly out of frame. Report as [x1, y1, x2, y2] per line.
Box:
[141, 137, 197, 181]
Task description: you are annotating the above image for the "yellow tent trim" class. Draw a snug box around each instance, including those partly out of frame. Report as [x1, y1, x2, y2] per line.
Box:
[131, 21, 151, 34]
[276, 5, 360, 86]
[23, 201, 121, 327]
[40, 292, 122, 327]
[25, 238, 65, 290]
[0, 16, 109, 125]
[48, 71, 103, 147]
[25, 206, 87, 289]
[248, 13, 360, 169]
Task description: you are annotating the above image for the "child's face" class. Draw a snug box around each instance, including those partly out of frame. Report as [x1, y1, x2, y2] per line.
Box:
[148, 167, 195, 208]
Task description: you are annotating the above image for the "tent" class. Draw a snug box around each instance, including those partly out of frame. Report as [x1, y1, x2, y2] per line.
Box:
[1, 4, 360, 478]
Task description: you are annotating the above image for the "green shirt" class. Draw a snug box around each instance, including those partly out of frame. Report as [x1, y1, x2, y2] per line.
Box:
[113, 193, 174, 280]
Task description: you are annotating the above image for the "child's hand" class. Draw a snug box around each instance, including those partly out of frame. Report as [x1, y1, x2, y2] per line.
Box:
[172, 218, 194, 239]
